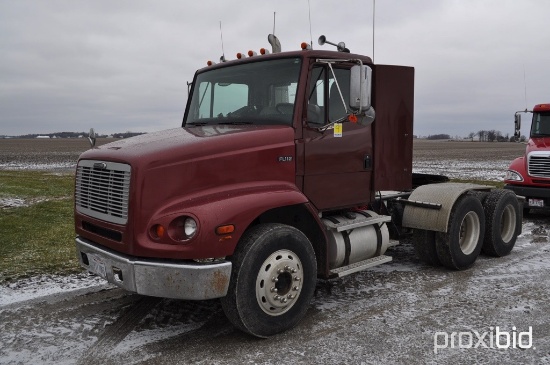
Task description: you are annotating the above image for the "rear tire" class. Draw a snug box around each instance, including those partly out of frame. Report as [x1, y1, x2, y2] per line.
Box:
[482, 189, 521, 257]
[412, 229, 440, 266]
[436, 195, 485, 270]
[220, 224, 317, 338]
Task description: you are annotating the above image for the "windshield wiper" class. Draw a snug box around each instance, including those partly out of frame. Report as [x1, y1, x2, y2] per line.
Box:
[187, 122, 208, 126]
[217, 121, 253, 125]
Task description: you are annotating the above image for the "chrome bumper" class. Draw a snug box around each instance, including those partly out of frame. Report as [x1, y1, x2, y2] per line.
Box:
[76, 237, 231, 300]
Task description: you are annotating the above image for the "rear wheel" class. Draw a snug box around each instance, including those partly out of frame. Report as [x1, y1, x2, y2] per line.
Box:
[220, 223, 317, 338]
[482, 189, 521, 257]
[436, 195, 485, 270]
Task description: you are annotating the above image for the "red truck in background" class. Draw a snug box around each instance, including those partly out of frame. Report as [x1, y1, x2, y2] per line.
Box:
[74, 34, 523, 337]
[505, 103, 550, 212]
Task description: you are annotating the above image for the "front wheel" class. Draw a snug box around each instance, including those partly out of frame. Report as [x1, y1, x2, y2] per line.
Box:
[220, 224, 317, 338]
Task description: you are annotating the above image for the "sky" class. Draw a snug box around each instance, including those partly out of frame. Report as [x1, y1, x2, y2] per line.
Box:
[1, 0, 549, 138]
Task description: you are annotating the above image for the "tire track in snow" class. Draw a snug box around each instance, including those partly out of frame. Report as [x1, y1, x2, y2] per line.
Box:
[76, 296, 161, 365]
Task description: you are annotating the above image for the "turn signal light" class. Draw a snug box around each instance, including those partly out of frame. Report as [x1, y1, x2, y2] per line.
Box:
[216, 224, 235, 235]
[151, 224, 165, 239]
[348, 114, 358, 123]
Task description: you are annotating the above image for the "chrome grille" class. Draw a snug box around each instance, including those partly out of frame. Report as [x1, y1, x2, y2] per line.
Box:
[75, 160, 131, 225]
[528, 152, 550, 178]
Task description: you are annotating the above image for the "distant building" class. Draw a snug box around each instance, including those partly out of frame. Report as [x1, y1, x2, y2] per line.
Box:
[36, 135, 50, 139]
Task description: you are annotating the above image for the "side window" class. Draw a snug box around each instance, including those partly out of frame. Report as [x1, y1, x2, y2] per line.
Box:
[328, 68, 351, 122]
[308, 67, 325, 125]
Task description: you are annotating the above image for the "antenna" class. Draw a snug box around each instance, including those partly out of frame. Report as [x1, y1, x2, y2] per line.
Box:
[219, 21, 226, 62]
[308, 0, 313, 48]
[372, 0, 375, 62]
[523, 63, 527, 110]
[268, 12, 281, 53]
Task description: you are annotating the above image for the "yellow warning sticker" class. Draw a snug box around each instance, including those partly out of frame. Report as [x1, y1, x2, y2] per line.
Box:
[334, 123, 342, 137]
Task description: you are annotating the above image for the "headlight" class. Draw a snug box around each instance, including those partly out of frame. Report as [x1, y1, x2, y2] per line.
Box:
[505, 170, 523, 182]
[184, 217, 197, 238]
[167, 216, 198, 241]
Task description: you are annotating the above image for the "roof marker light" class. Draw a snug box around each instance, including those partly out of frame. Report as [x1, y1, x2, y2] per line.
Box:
[260, 48, 270, 55]
[248, 50, 257, 57]
[236, 52, 245, 59]
[301, 42, 311, 50]
[207, 60, 216, 66]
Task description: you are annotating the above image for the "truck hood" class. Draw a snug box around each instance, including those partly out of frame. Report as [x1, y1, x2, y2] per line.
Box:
[79, 125, 295, 170]
[527, 137, 550, 151]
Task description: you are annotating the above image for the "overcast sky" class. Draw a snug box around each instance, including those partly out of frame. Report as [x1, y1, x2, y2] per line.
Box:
[1, 0, 549, 137]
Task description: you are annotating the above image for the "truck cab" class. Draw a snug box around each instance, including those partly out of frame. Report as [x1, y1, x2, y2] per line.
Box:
[74, 35, 522, 338]
[505, 103, 550, 211]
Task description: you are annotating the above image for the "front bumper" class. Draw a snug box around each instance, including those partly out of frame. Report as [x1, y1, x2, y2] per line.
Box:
[504, 184, 550, 209]
[76, 237, 231, 300]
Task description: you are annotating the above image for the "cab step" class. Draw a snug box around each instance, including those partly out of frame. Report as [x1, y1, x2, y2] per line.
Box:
[324, 215, 392, 232]
[328, 255, 392, 279]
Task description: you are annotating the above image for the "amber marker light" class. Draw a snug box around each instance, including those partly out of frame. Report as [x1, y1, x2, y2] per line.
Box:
[301, 42, 309, 50]
[236, 52, 244, 59]
[260, 48, 269, 55]
[216, 224, 235, 235]
[348, 114, 358, 123]
[248, 50, 257, 57]
[207, 60, 214, 66]
[151, 224, 165, 239]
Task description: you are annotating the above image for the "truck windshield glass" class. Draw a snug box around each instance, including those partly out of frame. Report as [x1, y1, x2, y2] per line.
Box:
[531, 112, 550, 136]
[185, 58, 301, 126]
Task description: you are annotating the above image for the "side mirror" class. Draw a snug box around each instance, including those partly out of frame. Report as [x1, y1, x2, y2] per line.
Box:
[514, 113, 521, 132]
[350, 65, 372, 112]
[88, 128, 96, 148]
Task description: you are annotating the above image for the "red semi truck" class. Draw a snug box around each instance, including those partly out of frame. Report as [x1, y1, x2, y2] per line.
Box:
[75, 35, 522, 337]
[505, 103, 550, 212]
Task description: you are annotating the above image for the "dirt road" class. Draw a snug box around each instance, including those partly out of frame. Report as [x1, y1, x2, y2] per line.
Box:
[1, 211, 549, 364]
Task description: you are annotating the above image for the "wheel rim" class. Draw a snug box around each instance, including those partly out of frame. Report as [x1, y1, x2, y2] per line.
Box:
[255, 249, 303, 316]
[458, 211, 480, 255]
[500, 204, 516, 243]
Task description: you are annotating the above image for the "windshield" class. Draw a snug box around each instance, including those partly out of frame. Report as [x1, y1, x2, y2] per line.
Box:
[184, 58, 302, 126]
[531, 112, 550, 137]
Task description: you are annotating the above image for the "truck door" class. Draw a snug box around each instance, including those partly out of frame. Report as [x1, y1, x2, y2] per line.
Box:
[302, 65, 373, 211]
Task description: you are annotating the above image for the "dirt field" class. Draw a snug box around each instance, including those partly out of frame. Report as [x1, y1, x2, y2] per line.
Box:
[0, 138, 527, 178]
[0, 138, 112, 170]
[1, 138, 549, 364]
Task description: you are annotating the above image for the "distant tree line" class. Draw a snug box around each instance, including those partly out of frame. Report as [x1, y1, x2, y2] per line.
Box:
[427, 134, 451, 140]
[424, 130, 527, 142]
[2, 131, 145, 139]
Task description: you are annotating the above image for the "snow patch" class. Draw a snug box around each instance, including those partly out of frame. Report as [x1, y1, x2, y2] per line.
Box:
[0, 273, 111, 307]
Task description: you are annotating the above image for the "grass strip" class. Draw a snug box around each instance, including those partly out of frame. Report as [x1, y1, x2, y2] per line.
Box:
[0, 171, 81, 283]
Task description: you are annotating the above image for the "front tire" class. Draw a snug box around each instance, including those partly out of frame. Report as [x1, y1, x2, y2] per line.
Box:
[220, 224, 317, 338]
[436, 195, 485, 270]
